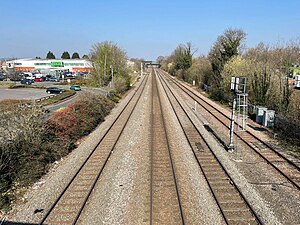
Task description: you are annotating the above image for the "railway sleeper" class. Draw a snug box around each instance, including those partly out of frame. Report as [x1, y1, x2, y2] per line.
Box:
[201, 166, 224, 172]
[204, 171, 227, 177]
[209, 179, 232, 186]
[210, 185, 235, 192]
[217, 192, 243, 201]
[223, 208, 254, 218]
[45, 219, 72, 225]
[207, 177, 229, 184]
[220, 201, 251, 210]
[200, 162, 220, 167]
[226, 217, 258, 225]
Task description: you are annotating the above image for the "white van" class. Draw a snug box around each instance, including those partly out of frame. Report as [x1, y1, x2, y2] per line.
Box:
[23, 72, 35, 80]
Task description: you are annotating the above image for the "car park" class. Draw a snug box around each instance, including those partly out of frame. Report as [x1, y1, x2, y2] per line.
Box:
[46, 87, 66, 94]
[70, 84, 81, 91]
[20, 78, 33, 85]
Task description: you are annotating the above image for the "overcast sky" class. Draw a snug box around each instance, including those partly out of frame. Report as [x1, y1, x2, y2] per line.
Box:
[1, 0, 299, 60]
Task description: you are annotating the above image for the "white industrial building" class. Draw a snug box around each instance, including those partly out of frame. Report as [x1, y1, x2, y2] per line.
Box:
[5, 58, 93, 73]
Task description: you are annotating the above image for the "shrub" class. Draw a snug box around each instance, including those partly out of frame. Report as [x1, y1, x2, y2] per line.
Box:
[0, 103, 47, 210]
[0, 93, 114, 212]
[108, 90, 121, 103]
[113, 75, 131, 94]
[45, 92, 114, 148]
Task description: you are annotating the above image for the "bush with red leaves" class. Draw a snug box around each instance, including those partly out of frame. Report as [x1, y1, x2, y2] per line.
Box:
[46, 93, 114, 150]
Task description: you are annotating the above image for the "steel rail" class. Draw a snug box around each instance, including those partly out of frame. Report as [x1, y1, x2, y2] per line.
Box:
[151, 71, 185, 224]
[160, 70, 300, 190]
[149, 72, 154, 225]
[156, 69, 263, 225]
[39, 74, 149, 224]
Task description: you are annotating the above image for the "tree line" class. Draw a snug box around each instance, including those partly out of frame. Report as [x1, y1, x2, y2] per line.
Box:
[159, 28, 300, 145]
[45, 51, 89, 59]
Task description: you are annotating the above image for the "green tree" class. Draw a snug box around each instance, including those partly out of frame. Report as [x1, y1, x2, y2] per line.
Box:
[46, 51, 55, 59]
[208, 28, 246, 87]
[186, 56, 213, 87]
[165, 42, 196, 80]
[220, 55, 252, 102]
[72, 52, 80, 59]
[89, 41, 129, 91]
[174, 42, 195, 71]
[82, 54, 89, 59]
[61, 51, 70, 59]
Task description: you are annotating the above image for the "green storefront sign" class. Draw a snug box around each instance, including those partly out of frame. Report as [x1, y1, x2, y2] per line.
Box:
[51, 61, 64, 67]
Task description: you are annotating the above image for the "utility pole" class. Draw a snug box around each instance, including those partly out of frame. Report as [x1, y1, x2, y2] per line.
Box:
[110, 65, 114, 88]
[104, 53, 107, 83]
[141, 62, 143, 77]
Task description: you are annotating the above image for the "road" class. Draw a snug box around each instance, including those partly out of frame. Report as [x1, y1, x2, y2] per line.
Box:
[44, 93, 79, 113]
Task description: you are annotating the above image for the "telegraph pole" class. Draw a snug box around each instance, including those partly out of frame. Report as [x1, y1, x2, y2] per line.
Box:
[104, 53, 107, 82]
[110, 65, 114, 88]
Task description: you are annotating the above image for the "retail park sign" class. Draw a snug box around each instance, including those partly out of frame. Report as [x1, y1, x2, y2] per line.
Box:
[51, 61, 64, 67]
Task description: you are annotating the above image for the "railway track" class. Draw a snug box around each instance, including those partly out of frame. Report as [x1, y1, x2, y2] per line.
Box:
[156, 70, 262, 225]
[159, 69, 300, 190]
[39, 74, 149, 225]
[149, 72, 184, 224]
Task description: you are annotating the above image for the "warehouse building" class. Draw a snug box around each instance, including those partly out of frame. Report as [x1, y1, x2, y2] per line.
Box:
[5, 58, 93, 73]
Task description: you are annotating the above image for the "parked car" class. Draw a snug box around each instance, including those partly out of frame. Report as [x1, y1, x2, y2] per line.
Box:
[45, 75, 52, 81]
[20, 78, 33, 85]
[48, 77, 60, 82]
[34, 77, 43, 82]
[46, 87, 66, 94]
[25, 76, 35, 82]
[70, 84, 81, 91]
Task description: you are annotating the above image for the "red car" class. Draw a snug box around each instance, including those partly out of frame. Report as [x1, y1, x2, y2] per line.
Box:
[34, 77, 43, 82]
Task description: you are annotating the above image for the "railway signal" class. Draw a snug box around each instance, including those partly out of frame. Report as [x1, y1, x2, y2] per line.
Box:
[228, 76, 248, 150]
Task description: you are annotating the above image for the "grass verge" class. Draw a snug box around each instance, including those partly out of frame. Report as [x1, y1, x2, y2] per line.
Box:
[40, 91, 76, 106]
